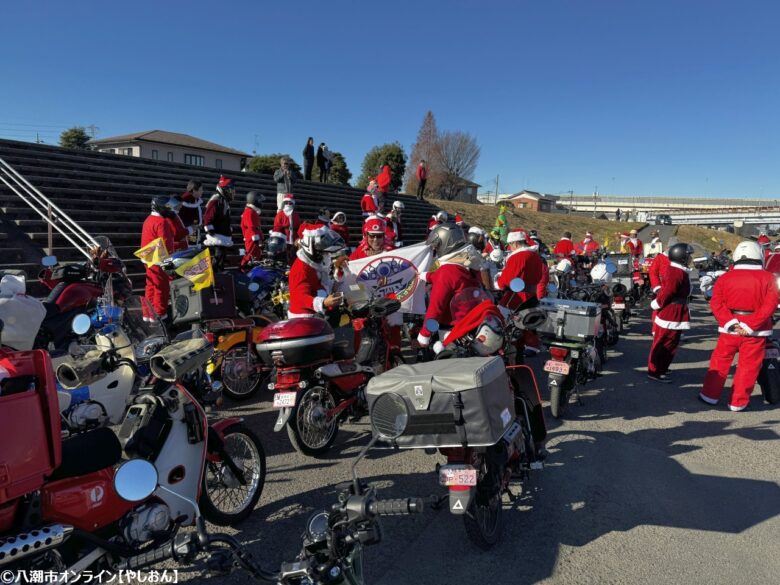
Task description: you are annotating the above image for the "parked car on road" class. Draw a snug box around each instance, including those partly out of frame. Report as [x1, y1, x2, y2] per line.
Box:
[655, 214, 673, 225]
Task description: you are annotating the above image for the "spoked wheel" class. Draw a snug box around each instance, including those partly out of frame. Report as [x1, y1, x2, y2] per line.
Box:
[287, 385, 339, 457]
[220, 345, 267, 400]
[463, 458, 504, 550]
[200, 423, 266, 526]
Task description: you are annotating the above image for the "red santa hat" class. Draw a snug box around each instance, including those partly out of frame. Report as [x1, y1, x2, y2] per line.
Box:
[364, 217, 387, 234]
[283, 194, 295, 205]
[585, 231, 593, 237]
[301, 224, 329, 240]
[217, 175, 233, 188]
[455, 214, 464, 225]
[620, 232, 630, 239]
[507, 228, 529, 245]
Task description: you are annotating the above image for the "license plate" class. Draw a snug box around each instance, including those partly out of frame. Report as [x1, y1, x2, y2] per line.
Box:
[273, 391, 297, 408]
[612, 303, 626, 309]
[439, 465, 478, 487]
[766, 349, 780, 360]
[544, 360, 570, 375]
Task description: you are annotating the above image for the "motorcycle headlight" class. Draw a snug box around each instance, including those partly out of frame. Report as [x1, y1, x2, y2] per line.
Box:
[305, 510, 330, 544]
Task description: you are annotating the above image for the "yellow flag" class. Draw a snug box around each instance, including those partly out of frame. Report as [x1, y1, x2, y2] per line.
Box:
[604, 237, 610, 250]
[175, 248, 214, 291]
[134, 237, 169, 267]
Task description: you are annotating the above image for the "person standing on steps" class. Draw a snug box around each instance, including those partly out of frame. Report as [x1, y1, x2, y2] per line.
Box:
[416, 160, 427, 200]
[323, 144, 333, 183]
[141, 196, 175, 319]
[376, 163, 392, 211]
[179, 180, 203, 229]
[302, 137, 315, 181]
[274, 157, 295, 210]
[316, 143, 327, 182]
[240, 191, 265, 268]
[202, 176, 235, 272]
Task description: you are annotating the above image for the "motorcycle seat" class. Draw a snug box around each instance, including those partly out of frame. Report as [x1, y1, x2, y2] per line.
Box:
[49, 427, 123, 482]
[332, 339, 355, 360]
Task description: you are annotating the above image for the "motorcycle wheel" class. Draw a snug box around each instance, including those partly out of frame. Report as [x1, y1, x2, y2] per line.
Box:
[200, 423, 266, 526]
[463, 459, 503, 550]
[549, 380, 566, 419]
[287, 385, 339, 457]
[220, 345, 267, 400]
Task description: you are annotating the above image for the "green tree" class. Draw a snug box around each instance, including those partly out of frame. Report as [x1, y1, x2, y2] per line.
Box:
[59, 127, 92, 149]
[326, 151, 352, 186]
[356, 142, 407, 191]
[245, 153, 302, 178]
[404, 111, 439, 194]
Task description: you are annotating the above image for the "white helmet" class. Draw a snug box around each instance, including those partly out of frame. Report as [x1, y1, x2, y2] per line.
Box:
[733, 241, 763, 265]
[472, 315, 504, 356]
[590, 263, 612, 283]
[489, 248, 503, 263]
[555, 258, 573, 274]
[392, 200, 405, 211]
[435, 211, 448, 222]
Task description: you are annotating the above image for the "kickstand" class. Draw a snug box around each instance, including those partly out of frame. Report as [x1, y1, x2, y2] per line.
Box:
[575, 387, 583, 406]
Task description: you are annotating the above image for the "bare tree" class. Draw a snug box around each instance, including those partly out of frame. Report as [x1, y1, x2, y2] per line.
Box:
[433, 131, 481, 200]
[404, 111, 440, 194]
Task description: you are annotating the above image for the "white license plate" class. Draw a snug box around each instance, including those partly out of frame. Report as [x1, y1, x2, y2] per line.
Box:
[273, 391, 297, 408]
[766, 349, 780, 360]
[544, 360, 571, 375]
[612, 303, 626, 309]
[439, 465, 478, 487]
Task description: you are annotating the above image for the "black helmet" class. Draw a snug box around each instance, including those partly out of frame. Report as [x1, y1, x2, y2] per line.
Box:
[300, 227, 345, 263]
[668, 242, 693, 265]
[467, 230, 485, 252]
[265, 232, 287, 261]
[246, 190, 264, 207]
[427, 224, 467, 258]
[151, 195, 173, 217]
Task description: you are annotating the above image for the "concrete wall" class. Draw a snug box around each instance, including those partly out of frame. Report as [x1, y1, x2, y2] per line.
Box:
[96, 141, 245, 171]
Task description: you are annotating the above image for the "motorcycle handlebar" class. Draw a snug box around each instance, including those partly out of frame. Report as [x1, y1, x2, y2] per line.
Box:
[368, 498, 424, 517]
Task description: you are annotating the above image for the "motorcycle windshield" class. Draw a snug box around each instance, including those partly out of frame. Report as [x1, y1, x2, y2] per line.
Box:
[93, 236, 119, 259]
[122, 295, 166, 344]
[450, 287, 494, 321]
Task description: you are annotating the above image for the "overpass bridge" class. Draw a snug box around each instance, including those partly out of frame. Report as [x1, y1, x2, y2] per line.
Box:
[564, 194, 777, 214]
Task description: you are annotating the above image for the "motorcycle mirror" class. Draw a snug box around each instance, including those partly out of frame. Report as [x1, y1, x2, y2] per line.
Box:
[509, 278, 525, 293]
[71, 314, 92, 336]
[41, 255, 58, 267]
[424, 319, 439, 333]
[370, 392, 410, 440]
[114, 459, 158, 502]
[248, 282, 260, 293]
[547, 283, 558, 294]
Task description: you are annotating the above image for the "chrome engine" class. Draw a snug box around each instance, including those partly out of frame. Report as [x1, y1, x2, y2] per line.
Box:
[120, 503, 172, 545]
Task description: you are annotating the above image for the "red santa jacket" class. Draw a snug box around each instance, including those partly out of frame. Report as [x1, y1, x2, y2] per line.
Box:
[484, 240, 504, 255]
[497, 248, 545, 308]
[758, 234, 771, 246]
[202, 194, 231, 237]
[376, 166, 391, 193]
[626, 238, 644, 257]
[287, 252, 332, 317]
[416, 164, 427, 182]
[385, 213, 403, 244]
[649, 252, 670, 293]
[418, 264, 481, 341]
[361, 193, 378, 215]
[241, 205, 263, 249]
[178, 192, 201, 228]
[575, 239, 600, 256]
[427, 217, 441, 232]
[166, 215, 190, 252]
[141, 213, 175, 258]
[273, 210, 302, 244]
[553, 238, 575, 257]
[710, 264, 778, 336]
[650, 262, 691, 330]
[330, 222, 350, 246]
[536, 259, 550, 299]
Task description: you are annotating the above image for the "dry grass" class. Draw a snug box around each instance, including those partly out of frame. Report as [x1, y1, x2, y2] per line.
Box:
[676, 225, 742, 252]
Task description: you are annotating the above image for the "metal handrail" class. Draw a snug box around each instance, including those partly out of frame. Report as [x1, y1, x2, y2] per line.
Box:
[0, 156, 97, 260]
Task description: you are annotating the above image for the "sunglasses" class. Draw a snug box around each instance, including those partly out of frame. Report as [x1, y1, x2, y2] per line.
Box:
[368, 234, 384, 239]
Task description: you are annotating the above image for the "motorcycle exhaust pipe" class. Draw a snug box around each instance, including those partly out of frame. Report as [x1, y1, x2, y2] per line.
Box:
[56, 353, 106, 389]
[150, 338, 213, 382]
[0, 524, 73, 567]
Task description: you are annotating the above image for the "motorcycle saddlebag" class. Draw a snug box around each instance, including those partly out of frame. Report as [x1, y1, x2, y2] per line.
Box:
[171, 273, 237, 325]
[535, 298, 601, 341]
[51, 263, 89, 283]
[757, 356, 780, 405]
[609, 254, 633, 276]
[366, 356, 515, 448]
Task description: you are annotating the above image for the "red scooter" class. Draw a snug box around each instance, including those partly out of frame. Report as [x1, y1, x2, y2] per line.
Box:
[257, 288, 401, 456]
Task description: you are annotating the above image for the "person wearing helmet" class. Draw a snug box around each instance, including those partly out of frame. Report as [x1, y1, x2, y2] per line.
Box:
[164, 196, 190, 252]
[647, 242, 693, 382]
[455, 214, 470, 234]
[646, 230, 663, 256]
[467, 226, 486, 252]
[361, 180, 380, 218]
[428, 210, 448, 232]
[203, 176, 235, 271]
[240, 191, 265, 268]
[648, 237, 673, 336]
[288, 226, 347, 318]
[329, 212, 350, 247]
[484, 228, 504, 256]
[528, 229, 548, 256]
[350, 217, 394, 260]
[757, 230, 770, 247]
[700, 241, 779, 410]
[417, 224, 482, 348]
[273, 194, 301, 263]
[265, 231, 288, 264]
[385, 201, 405, 246]
[553, 231, 576, 257]
[141, 196, 175, 319]
[179, 179, 203, 228]
[626, 229, 643, 258]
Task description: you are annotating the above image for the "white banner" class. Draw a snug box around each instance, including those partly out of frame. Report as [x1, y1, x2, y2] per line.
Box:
[340, 243, 433, 314]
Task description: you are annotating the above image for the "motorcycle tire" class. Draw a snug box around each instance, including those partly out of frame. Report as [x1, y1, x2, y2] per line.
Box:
[287, 385, 339, 457]
[463, 458, 503, 550]
[200, 423, 266, 526]
[220, 345, 267, 401]
[549, 371, 574, 419]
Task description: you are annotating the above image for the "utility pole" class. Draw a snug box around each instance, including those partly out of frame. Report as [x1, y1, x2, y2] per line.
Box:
[494, 175, 499, 204]
[85, 125, 99, 138]
[593, 186, 598, 218]
[253, 134, 259, 155]
[568, 190, 574, 215]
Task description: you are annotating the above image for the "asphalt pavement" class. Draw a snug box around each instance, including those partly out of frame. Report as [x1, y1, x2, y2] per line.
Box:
[186, 294, 780, 585]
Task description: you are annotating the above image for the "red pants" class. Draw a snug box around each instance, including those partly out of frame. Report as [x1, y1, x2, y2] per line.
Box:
[647, 327, 682, 376]
[701, 334, 765, 409]
[241, 240, 263, 269]
[145, 265, 170, 317]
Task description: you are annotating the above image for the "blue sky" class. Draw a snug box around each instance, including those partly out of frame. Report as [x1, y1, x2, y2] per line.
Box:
[2, 0, 779, 197]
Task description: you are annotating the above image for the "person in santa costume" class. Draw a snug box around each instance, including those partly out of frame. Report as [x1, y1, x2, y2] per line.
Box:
[350, 217, 394, 260]
[427, 210, 448, 232]
[240, 191, 265, 268]
[385, 201, 405, 247]
[553, 231, 576, 258]
[273, 194, 301, 263]
[757, 231, 770, 247]
[288, 226, 347, 319]
[647, 236, 672, 336]
[626, 229, 644, 257]
[417, 225, 482, 348]
[484, 228, 504, 256]
[141, 196, 175, 318]
[699, 241, 779, 411]
[162, 197, 190, 252]
[178, 180, 203, 229]
[647, 242, 692, 382]
[575, 231, 600, 256]
[202, 176, 235, 271]
[329, 211, 350, 247]
[361, 180, 380, 218]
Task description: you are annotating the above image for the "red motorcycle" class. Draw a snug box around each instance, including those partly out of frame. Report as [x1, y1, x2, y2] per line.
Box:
[257, 288, 401, 456]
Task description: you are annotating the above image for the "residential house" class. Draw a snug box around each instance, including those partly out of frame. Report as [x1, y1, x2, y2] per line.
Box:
[505, 190, 560, 212]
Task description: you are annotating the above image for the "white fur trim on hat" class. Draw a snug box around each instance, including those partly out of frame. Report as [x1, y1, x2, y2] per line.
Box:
[468, 226, 485, 235]
[507, 229, 528, 244]
[268, 230, 285, 239]
[302, 225, 329, 239]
